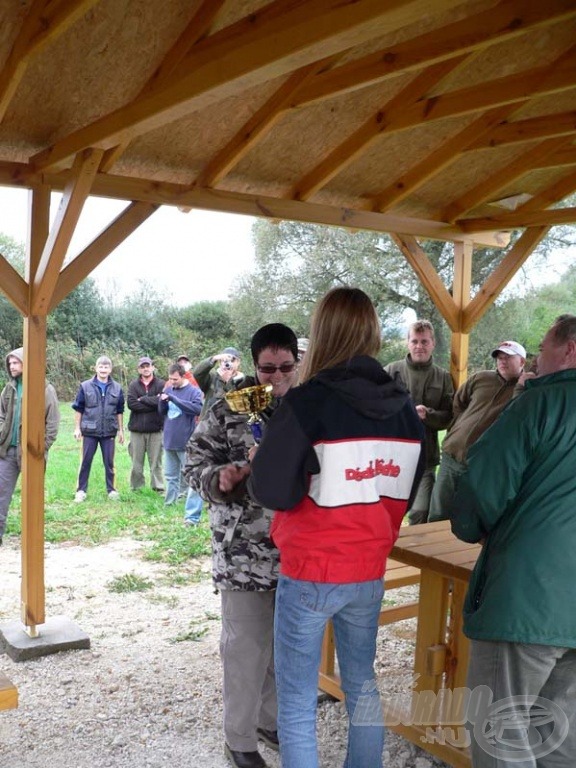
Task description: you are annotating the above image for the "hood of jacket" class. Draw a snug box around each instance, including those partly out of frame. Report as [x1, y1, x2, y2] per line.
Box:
[5, 347, 23, 379]
[313, 355, 411, 420]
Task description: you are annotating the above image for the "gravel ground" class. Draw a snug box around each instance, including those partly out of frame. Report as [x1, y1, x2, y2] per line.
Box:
[0, 537, 450, 768]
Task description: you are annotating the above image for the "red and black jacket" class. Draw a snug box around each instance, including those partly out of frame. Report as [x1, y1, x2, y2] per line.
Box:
[250, 355, 425, 584]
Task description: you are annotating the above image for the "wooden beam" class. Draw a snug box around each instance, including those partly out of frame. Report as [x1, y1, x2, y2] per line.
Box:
[0, 0, 98, 121]
[0, 159, 512, 247]
[100, 0, 227, 173]
[195, 56, 339, 188]
[462, 227, 550, 332]
[450, 241, 473, 386]
[371, 104, 519, 212]
[21, 314, 49, 631]
[458, 206, 576, 232]
[49, 201, 159, 310]
[30, 0, 464, 172]
[442, 136, 571, 223]
[292, 0, 576, 107]
[26, 183, 50, 283]
[390, 233, 459, 331]
[467, 110, 576, 151]
[31, 148, 103, 315]
[533, 146, 576, 169]
[0, 253, 28, 314]
[294, 56, 466, 201]
[514, 169, 576, 213]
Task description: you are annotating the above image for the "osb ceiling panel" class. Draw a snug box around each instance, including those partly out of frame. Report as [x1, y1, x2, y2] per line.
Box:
[0, 0, 575, 246]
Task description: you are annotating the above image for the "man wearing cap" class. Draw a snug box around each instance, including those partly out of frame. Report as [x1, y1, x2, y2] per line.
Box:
[193, 347, 245, 418]
[127, 357, 165, 492]
[428, 339, 526, 522]
[176, 355, 200, 387]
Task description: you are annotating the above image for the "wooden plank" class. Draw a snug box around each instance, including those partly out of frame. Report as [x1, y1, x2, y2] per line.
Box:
[467, 110, 576, 150]
[31, 148, 103, 315]
[390, 234, 459, 331]
[463, 226, 550, 331]
[378, 601, 419, 625]
[32, 0, 458, 172]
[0, 673, 18, 710]
[459, 205, 576, 232]
[26, 184, 50, 283]
[0, 254, 28, 315]
[49, 201, 159, 310]
[414, 572, 449, 694]
[450, 241, 472, 385]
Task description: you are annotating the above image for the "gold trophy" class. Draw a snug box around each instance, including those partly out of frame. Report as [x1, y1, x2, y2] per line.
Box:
[225, 384, 273, 443]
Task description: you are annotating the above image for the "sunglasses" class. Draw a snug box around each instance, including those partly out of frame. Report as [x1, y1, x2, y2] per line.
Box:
[257, 363, 297, 375]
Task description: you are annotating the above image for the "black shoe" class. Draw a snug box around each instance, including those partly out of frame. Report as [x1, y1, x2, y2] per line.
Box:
[224, 744, 267, 768]
[257, 728, 279, 752]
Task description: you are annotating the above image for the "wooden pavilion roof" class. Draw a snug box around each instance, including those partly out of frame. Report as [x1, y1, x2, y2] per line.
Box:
[1, 0, 576, 256]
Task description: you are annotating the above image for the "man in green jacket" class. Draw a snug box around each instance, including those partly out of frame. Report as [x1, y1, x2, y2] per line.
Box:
[0, 346, 60, 545]
[385, 320, 453, 524]
[452, 315, 576, 768]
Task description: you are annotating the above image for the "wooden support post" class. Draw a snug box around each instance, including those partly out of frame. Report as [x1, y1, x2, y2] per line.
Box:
[450, 241, 473, 387]
[20, 185, 51, 635]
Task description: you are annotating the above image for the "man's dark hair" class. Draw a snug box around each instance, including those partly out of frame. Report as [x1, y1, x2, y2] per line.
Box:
[168, 363, 185, 376]
[250, 323, 298, 364]
[552, 314, 576, 344]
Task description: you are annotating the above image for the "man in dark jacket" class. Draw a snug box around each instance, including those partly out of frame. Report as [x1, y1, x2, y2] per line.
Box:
[452, 315, 576, 768]
[385, 319, 453, 524]
[0, 346, 60, 545]
[72, 356, 125, 502]
[127, 356, 165, 492]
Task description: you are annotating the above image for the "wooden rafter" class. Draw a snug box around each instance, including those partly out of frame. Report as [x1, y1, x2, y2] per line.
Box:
[30, 0, 464, 173]
[462, 227, 550, 332]
[100, 0, 226, 173]
[390, 233, 459, 331]
[533, 146, 576, 170]
[370, 104, 519, 212]
[194, 56, 340, 189]
[467, 110, 576, 151]
[293, 56, 467, 201]
[31, 148, 103, 315]
[0, 253, 28, 315]
[49, 201, 159, 310]
[0, 0, 98, 122]
[459, 206, 576, 232]
[442, 136, 572, 223]
[516, 168, 576, 212]
[292, 0, 576, 108]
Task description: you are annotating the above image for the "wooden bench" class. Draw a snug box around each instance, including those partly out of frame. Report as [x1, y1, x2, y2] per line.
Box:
[0, 672, 18, 711]
[318, 558, 421, 700]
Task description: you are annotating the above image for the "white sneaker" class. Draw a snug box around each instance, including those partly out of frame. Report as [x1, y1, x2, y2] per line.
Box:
[108, 490, 120, 500]
[75, 490, 87, 503]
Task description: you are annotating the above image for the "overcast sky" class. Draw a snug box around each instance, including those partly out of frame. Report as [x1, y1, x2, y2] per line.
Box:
[0, 186, 256, 306]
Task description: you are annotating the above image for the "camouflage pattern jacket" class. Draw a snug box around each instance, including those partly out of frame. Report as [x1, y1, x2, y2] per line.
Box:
[184, 379, 279, 592]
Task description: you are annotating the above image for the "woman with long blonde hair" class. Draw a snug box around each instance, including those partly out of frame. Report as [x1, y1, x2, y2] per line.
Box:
[251, 287, 425, 768]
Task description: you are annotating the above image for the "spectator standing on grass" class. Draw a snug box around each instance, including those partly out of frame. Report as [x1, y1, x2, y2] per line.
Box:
[159, 363, 203, 516]
[194, 346, 245, 418]
[72, 356, 125, 502]
[127, 356, 165, 492]
[0, 346, 60, 546]
[384, 319, 453, 524]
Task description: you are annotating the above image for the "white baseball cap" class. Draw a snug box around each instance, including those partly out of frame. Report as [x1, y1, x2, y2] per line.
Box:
[491, 340, 526, 359]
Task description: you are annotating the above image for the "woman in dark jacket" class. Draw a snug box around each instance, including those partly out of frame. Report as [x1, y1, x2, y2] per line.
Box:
[250, 287, 424, 768]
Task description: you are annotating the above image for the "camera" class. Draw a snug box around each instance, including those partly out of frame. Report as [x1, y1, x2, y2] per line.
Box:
[223, 361, 232, 370]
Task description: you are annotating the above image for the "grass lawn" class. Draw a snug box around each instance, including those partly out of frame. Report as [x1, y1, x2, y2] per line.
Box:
[4, 405, 211, 567]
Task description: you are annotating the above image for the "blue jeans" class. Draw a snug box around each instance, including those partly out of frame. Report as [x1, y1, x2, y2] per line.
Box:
[163, 449, 187, 505]
[184, 487, 203, 523]
[275, 575, 385, 768]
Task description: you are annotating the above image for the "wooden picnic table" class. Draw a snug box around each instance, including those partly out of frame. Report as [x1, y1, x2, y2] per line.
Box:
[387, 520, 481, 768]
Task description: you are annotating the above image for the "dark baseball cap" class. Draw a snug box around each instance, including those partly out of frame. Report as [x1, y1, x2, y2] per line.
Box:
[222, 347, 241, 358]
[138, 356, 153, 366]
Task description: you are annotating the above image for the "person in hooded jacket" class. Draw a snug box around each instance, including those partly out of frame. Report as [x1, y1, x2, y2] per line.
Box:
[249, 287, 425, 768]
[0, 346, 60, 545]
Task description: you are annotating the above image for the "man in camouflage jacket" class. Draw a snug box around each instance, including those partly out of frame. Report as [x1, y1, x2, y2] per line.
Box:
[184, 323, 299, 768]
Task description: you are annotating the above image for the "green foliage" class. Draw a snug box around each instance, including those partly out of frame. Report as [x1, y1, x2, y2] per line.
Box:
[106, 573, 154, 593]
[4, 405, 212, 571]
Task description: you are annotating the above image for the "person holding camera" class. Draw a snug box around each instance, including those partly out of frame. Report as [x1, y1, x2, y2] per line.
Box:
[193, 346, 245, 418]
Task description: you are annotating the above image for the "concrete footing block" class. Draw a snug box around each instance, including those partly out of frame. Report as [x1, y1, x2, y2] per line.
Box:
[0, 615, 90, 662]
